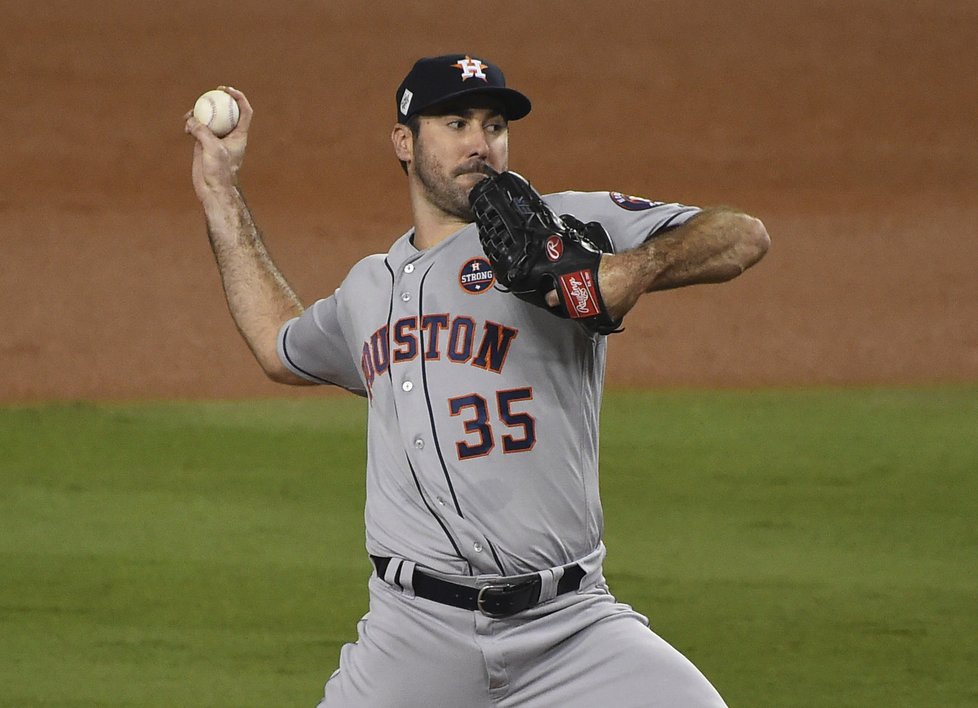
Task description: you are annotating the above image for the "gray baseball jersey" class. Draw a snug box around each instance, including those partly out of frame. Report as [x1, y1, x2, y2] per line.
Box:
[281, 190, 729, 707]
[277, 190, 699, 577]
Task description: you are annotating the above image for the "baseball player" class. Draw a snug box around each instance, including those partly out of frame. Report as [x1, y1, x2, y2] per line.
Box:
[185, 54, 769, 707]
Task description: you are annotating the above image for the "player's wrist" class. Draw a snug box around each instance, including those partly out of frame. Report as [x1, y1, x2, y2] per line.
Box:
[597, 253, 642, 321]
[201, 188, 253, 241]
[199, 181, 243, 214]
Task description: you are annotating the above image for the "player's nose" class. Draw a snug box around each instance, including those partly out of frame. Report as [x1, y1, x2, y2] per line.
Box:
[465, 128, 491, 159]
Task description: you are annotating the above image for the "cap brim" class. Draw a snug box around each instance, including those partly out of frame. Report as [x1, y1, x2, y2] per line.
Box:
[414, 86, 532, 121]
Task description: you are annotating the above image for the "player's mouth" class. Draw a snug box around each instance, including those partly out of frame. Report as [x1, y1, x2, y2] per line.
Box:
[454, 160, 496, 179]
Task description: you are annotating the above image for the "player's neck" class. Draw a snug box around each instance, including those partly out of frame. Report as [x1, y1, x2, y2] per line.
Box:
[410, 199, 472, 250]
[411, 220, 469, 250]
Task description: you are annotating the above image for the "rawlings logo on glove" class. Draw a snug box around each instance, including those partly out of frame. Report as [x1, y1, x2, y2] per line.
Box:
[469, 169, 622, 335]
[561, 271, 600, 317]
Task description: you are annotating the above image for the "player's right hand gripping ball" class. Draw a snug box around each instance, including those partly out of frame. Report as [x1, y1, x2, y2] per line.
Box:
[469, 170, 622, 335]
[193, 89, 240, 138]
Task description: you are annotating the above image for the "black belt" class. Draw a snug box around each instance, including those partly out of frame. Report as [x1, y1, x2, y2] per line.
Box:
[371, 556, 587, 618]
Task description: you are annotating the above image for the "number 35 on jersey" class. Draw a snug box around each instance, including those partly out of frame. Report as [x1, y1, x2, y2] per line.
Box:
[360, 315, 536, 461]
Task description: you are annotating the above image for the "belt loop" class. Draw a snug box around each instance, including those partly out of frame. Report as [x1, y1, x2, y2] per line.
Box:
[383, 558, 403, 587]
[537, 565, 564, 603]
[398, 560, 417, 598]
[380, 557, 417, 599]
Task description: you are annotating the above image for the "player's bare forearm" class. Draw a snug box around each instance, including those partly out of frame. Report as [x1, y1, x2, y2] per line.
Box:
[598, 207, 770, 320]
[185, 88, 310, 385]
[201, 188, 310, 385]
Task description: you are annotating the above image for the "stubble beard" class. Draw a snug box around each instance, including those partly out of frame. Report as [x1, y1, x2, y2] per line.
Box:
[413, 140, 491, 223]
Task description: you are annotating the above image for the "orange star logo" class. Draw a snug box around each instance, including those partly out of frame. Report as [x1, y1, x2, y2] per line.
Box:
[452, 56, 488, 81]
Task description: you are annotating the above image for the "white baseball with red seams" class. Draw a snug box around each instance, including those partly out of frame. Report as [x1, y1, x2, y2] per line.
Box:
[192, 89, 239, 137]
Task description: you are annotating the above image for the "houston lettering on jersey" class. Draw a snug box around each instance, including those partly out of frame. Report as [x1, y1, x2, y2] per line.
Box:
[360, 315, 518, 397]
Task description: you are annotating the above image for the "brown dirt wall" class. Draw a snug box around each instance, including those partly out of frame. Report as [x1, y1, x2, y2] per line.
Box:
[1, 0, 976, 402]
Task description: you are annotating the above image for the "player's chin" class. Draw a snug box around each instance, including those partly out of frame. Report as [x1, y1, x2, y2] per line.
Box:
[446, 198, 475, 223]
[453, 200, 476, 222]
[459, 172, 493, 202]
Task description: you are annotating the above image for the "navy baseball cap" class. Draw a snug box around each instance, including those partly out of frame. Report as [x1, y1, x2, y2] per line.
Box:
[396, 54, 532, 124]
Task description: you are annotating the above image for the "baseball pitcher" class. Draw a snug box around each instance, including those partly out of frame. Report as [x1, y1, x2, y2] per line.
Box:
[185, 54, 769, 707]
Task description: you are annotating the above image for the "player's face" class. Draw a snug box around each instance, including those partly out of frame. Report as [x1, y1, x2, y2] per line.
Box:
[411, 104, 509, 221]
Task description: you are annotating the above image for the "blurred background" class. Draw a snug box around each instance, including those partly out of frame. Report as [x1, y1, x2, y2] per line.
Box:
[1, 0, 976, 402]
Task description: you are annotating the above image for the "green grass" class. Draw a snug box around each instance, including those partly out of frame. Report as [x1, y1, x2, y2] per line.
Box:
[1, 388, 976, 706]
[600, 387, 978, 707]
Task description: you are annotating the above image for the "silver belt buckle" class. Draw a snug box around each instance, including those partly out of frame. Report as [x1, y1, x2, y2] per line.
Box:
[477, 583, 514, 618]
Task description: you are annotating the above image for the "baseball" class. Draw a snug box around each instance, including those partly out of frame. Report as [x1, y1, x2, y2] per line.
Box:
[193, 89, 240, 137]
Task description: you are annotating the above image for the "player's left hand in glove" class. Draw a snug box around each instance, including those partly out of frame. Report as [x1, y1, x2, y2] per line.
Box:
[469, 168, 622, 335]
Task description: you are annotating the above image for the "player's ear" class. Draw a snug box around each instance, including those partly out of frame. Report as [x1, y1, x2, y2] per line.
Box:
[391, 123, 414, 164]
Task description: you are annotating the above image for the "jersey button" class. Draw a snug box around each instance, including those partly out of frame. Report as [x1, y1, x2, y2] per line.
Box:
[402, 381, 413, 392]
[404, 264, 415, 274]
[413, 437, 424, 449]
[473, 542, 483, 553]
[401, 292, 412, 302]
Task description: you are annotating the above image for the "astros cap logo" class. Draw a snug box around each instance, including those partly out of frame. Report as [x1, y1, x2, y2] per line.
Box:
[452, 56, 489, 81]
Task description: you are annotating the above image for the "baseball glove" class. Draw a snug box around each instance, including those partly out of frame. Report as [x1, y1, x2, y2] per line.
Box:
[469, 169, 622, 335]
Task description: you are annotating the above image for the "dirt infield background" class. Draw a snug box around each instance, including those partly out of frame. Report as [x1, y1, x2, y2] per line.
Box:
[2, 0, 975, 402]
